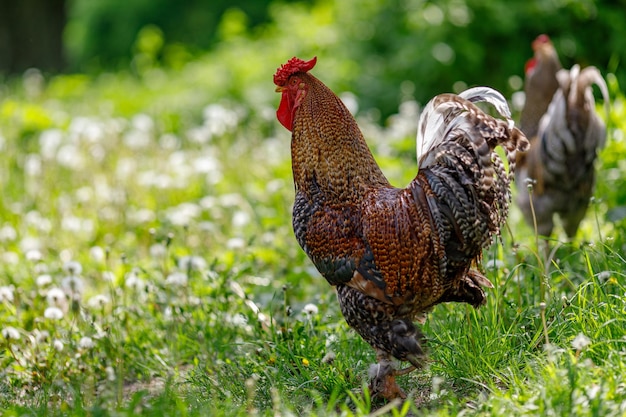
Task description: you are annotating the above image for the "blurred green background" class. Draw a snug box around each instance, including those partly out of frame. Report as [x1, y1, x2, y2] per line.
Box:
[1, 0, 624, 117]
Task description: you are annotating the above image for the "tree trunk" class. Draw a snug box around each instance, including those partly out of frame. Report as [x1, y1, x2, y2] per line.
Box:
[0, 0, 66, 74]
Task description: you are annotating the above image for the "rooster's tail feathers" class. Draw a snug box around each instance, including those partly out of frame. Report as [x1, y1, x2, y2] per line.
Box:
[415, 87, 529, 235]
[416, 86, 529, 178]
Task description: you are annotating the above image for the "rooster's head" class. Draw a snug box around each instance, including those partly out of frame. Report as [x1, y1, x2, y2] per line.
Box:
[274, 56, 317, 131]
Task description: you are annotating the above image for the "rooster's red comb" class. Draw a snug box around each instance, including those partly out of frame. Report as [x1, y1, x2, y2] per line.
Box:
[273, 56, 317, 86]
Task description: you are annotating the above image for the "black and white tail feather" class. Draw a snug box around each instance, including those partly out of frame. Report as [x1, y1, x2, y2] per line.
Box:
[416, 87, 529, 244]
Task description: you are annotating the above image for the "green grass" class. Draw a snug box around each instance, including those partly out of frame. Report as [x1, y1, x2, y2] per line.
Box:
[2, 51, 626, 416]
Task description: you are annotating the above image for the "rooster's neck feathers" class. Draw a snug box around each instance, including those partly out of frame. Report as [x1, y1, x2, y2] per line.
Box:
[290, 73, 390, 200]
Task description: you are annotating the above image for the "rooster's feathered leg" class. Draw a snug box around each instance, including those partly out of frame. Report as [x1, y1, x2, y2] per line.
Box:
[336, 285, 426, 400]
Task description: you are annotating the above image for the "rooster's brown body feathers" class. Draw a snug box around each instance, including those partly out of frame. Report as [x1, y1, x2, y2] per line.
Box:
[275, 57, 528, 399]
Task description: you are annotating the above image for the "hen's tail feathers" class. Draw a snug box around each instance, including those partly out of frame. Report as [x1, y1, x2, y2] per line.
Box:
[538, 65, 609, 170]
[416, 87, 529, 236]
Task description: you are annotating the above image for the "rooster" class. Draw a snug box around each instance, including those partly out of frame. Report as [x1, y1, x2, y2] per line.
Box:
[516, 35, 610, 238]
[274, 57, 528, 400]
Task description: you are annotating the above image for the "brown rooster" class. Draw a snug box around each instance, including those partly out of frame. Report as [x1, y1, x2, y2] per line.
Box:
[516, 35, 610, 238]
[274, 57, 528, 400]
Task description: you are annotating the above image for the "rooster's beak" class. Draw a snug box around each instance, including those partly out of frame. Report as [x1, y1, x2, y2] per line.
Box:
[275, 86, 285, 93]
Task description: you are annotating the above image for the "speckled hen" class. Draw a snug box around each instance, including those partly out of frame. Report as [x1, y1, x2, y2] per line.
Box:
[516, 35, 610, 239]
[274, 56, 528, 400]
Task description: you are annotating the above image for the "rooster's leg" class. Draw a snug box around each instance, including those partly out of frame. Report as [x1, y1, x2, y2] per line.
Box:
[337, 285, 426, 400]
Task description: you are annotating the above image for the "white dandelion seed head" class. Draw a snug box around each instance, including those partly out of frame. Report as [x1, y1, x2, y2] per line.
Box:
[78, 336, 95, 349]
[32, 329, 50, 344]
[62, 260, 83, 276]
[90, 246, 106, 262]
[325, 334, 338, 349]
[25, 249, 43, 262]
[53, 339, 64, 352]
[125, 270, 146, 292]
[177, 256, 207, 271]
[232, 210, 250, 228]
[149, 243, 167, 259]
[44, 306, 64, 320]
[87, 294, 111, 309]
[46, 287, 67, 307]
[2, 251, 19, 265]
[105, 366, 116, 382]
[586, 384, 601, 400]
[572, 333, 592, 351]
[166, 202, 201, 226]
[302, 303, 319, 316]
[61, 275, 85, 296]
[101, 271, 115, 282]
[232, 314, 248, 327]
[36, 274, 53, 287]
[486, 258, 505, 271]
[2, 326, 20, 340]
[0, 224, 17, 242]
[321, 351, 336, 364]
[226, 237, 246, 250]
[20, 235, 42, 253]
[0, 285, 15, 303]
[165, 272, 188, 287]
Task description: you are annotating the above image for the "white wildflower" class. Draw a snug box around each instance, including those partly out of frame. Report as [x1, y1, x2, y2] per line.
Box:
[87, 294, 111, 309]
[572, 333, 592, 351]
[232, 210, 250, 228]
[53, 339, 64, 352]
[2, 327, 20, 340]
[177, 256, 207, 271]
[61, 275, 85, 296]
[44, 307, 64, 320]
[325, 334, 338, 349]
[231, 313, 248, 327]
[165, 272, 188, 287]
[321, 351, 336, 364]
[586, 384, 601, 400]
[2, 252, 19, 264]
[149, 243, 167, 259]
[105, 366, 116, 381]
[101, 271, 115, 282]
[166, 202, 201, 226]
[56, 144, 85, 170]
[125, 270, 145, 291]
[32, 329, 50, 344]
[25, 249, 43, 262]
[36, 274, 53, 287]
[302, 303, 319, 316]
[39, 128, 64, 159]
[62, 260, 83, 276]
[486, 258, 505, 271]
[78, 336, 95, 349]
[46, 288, 67, 307]
[0, 224, 17, 241]
[20, 236, 41, 253]
[90, 246, 106, 262]
[0, 285, 14, 303]
[226, 237, 246, 249]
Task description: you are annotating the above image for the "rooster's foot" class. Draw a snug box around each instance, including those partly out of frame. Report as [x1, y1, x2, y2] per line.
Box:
[368, 359, 418, 400]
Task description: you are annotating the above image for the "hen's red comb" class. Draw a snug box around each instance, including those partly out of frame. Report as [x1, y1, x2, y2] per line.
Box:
[273, 56, 317, 86]
[532, 34, 551, 51]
